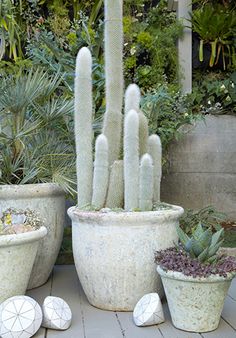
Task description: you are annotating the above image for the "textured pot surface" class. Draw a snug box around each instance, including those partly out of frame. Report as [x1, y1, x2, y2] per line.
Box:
[157, 266, 235, 332]
[0, 227, 47, 303]
[161, 115, 236, 219]
[68, 204, 184, 311]
[0, 183, 65, 289]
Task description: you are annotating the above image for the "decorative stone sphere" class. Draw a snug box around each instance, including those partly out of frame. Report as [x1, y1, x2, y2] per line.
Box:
[42, 296, 72, 330]
[0, 296, 42, 338]
[133, 293, 165, 327]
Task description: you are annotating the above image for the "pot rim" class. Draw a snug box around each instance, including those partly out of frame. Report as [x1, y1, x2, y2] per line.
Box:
[157, 265, 236, 283]
[0, 183, 65, 198]
[68, 203, 184, 224]
[0, 226, 47, 248]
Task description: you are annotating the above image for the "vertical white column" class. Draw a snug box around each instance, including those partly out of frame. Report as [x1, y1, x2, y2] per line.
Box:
[177, 0, 192, 93]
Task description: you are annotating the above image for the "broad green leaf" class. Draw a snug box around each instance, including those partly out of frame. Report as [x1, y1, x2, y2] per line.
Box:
[176, 225, 190, 246]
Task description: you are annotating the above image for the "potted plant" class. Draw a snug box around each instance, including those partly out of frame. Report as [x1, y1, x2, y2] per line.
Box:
[155, 223, 236, 332]
[0, 208, 47, 303]
[0, 69, 76, 289]
[67, 0, 184, 311]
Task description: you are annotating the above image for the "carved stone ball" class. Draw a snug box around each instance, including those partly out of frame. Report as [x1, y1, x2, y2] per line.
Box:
[42, 296, 72, 330]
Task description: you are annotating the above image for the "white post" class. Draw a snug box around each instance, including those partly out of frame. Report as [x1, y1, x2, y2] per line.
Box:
[177, 0, 192, 93]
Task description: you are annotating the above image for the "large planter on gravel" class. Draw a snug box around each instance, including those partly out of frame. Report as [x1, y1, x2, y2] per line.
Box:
[68, 204, 184, 311]
[157, 266, 235, 332]
[0, 227, 47, 303]
[161, 115, 236, 219]
[0, 184, 65, 289]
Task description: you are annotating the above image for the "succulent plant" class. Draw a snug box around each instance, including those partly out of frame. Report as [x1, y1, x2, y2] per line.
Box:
[155, 218, 236, 278]
[176, 223, 224, 264]
[155, 246, 236, 278]
[74, 0, 162, 211]
[0, 208, 43, 235]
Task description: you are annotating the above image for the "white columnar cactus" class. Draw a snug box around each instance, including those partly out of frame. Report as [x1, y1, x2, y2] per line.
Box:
[74, 0, 163, 212]
[92, 134, 109, 209]
[106, 160, 124, 208]
[102, 0, 123, 165]
[125, 84, 148, 156]
[148, 135, 162, 203]
[139, 154, 154, 211]
[125, 84, 140, 114]
[138, 111, 149, 156]
[124, 110, 139, 210]
[74, 47, 93, 207]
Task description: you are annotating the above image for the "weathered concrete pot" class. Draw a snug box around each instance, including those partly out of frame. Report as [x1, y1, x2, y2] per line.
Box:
[0, 227, 47, 303]
[0, 184, 65, 289]
[157, 266, 236, 332]
[68, 204, 184, 311]
[161, 115, 236, 220]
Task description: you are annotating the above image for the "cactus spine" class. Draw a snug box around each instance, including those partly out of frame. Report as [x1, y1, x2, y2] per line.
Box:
[124, 110, 139, 210]
[148, 134, 162, 203]
[92, 134, 109, 209]
[106, 160, 124, 208]
[102, 0, 123, 165]
[139, 154, 154, 211]
[74, 47, 93, 207]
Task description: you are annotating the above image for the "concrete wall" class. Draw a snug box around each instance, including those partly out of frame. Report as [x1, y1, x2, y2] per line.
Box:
[161, 115, 236, 220]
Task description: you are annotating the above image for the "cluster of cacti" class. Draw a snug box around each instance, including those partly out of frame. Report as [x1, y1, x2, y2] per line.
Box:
[177, 223, 224, 263]
[74, 0, 162, 211]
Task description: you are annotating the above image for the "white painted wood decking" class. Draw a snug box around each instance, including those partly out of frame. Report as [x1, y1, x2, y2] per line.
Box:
[27, 265, 236, 338]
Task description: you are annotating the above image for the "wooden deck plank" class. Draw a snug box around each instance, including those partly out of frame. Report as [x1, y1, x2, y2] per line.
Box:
[158, 302, 202, 338]
[221, 296, 236, 330]
[26, 275, 52, 338]
[47, 265, 124, 338]
[79, 284, 124, 338]
[46, 265, 85, 338]
[228, 277, 236, 300]
[26, 266, 236, 337]
[116, 311, 163, 338]
[202, 318, 236, 338]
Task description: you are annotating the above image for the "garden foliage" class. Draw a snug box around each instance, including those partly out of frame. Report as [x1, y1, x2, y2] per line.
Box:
[0, 0, 235, 196]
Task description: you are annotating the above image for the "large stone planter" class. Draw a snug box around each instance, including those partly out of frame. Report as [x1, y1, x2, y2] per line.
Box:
[0, 184, 65, 289]
[161, 115, 236, 219]
[68, 204, 184, 311]
[157, 266, 235, 332]
[0, 227, 47, 303]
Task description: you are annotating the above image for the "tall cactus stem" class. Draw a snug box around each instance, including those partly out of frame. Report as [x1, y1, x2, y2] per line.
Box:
[138, 111, 149, 156]
[102, 0, 123, 165]
[74, 47, 93, 207]
[124, 109, 139, 210]
[139, 154, 154, 211]
[125, 84, 148, 156]
[148, 134, 162, 203]
[92, 134, 109, 209]
[124, 84, 140, 114]
[106, 160, 124, 208]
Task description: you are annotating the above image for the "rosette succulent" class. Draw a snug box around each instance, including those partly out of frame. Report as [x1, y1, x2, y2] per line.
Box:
[176, 223, 224, 264]
[155, 223, 236, 278]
